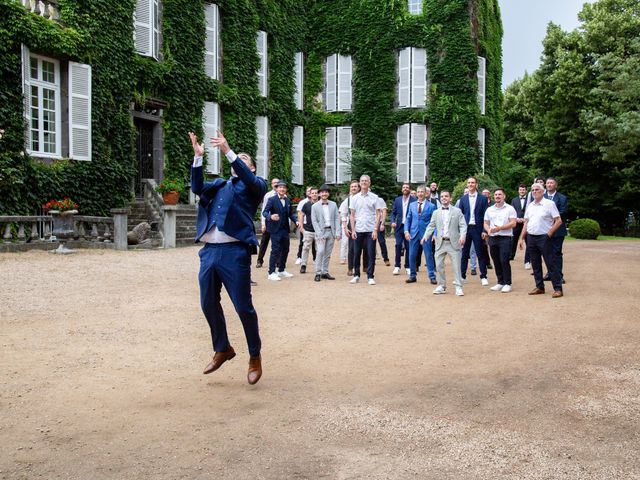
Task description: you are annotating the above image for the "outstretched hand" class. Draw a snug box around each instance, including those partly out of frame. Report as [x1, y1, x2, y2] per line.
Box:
[188, 132, 204, 157]
[210, 129, 230, 155]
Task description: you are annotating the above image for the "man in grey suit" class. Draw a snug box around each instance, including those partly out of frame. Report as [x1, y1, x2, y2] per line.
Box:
[311, 184, 341, 282]
[422, 190, 467, 296]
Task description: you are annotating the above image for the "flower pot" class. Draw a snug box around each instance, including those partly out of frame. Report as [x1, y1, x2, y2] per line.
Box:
[49, 210, 77, 254]
[163, 191, 180, 205]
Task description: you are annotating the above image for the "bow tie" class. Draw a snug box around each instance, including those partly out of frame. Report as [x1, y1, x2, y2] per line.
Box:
[441, 207, 449, 210]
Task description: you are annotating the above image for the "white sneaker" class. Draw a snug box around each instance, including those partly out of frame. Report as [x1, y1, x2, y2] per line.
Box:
[350, 276, 360, 284]
[295, 257, 302, 265]
[462, 278, 467, 284]
[501, 284, 513, 293]
[368, 278, 376, 285]
[524, 262, 531, 270]
[405, 268, 411, 275]
[481, 278, 489, 286]
[392, 267, 400, 275]
[267, 272, 281, 281]
[433, 285, 447, 294]
[278, 271, 294, 278]
[455, 286, 464, 296]
[490, 283, 504, 291]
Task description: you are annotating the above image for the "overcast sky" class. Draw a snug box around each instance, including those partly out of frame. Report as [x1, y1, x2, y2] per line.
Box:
[499, 0, 595, 88]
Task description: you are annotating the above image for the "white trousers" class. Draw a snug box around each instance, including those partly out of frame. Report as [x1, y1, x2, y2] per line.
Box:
[315, 229, 335, 274]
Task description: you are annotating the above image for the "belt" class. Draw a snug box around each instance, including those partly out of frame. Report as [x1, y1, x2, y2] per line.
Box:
[442, 237, 450, 241]
[324, 226, 332, 229]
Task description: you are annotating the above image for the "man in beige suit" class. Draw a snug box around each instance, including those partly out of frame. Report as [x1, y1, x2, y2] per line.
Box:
[422, 190, 467, 296]
[311, 184, 341, 282]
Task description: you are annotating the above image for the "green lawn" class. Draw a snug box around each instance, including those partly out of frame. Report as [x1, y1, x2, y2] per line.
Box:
[567, 235, 640, 241]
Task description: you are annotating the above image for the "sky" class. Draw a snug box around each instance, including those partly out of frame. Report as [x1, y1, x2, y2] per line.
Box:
[499, 0, 595, 88]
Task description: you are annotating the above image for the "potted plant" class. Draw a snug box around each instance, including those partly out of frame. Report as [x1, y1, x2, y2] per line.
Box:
[155, 179, 184, 205]
[42, 197, 79, 253]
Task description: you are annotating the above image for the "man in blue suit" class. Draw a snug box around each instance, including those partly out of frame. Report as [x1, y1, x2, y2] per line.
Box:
[544, 177, 568, 282]
[390, 183, 415, 275]
[404, 185, 437, 284]
[263, 181, 297, 281]
[459, 176, 490, 286]
[189, 130, 267, 385]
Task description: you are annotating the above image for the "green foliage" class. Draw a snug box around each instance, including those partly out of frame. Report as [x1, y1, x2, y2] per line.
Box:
[155, 178, 185, 194]
[569, 218, 601, 239]
[451, 172, 499, 202]
[347, 149, 398, 204]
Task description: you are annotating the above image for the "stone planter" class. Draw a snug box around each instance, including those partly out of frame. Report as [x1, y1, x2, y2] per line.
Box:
[162, 191, 180, 205]
[50, 210, 77, 254]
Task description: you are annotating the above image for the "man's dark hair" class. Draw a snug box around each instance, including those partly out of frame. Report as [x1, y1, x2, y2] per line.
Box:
[440, 190, 451, 196]
[493, 187, 505, 195]
[238, 152, 256, 169]
[534, 176, 545, 183]
[518, 183, 527, 189]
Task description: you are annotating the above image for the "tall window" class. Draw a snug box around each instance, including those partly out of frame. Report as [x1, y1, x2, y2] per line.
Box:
[408, 0, 423, 14]
[256, 31, 268, 97]
[478, 56, 486, 115]
[204, 3, 220, 80]
[325, 127, 351, 184]
[325, 54, 352, 112]
[292, 126, 304, 185]
[396, 123, 427, 183]
[294, 52, 304, 110]
[203, 102, 220, 174]
[398, 47, 427, 108]
[134, 0, 161, 60]
[478, 128, 486, 174]
[256, 116, 269, 178]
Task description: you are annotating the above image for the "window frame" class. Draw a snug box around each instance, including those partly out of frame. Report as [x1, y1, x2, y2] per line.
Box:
[396, 122, 427, 183]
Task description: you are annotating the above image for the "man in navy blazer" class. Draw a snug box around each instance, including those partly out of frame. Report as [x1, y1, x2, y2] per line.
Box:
[544, 177, 568, 282]
[263, 181, 298, 281]
[189, 130, 267, 385]
[390, 183, 416, 275]
[458, 176, 490, 285]
[404, 185, 437, 283]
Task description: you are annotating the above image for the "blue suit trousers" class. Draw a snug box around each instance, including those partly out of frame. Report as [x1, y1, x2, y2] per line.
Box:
[269, 231, 290, 274]
[409, 234, 435, 279]
[461, 224, 488, 279]
[394, 226, 410, 268]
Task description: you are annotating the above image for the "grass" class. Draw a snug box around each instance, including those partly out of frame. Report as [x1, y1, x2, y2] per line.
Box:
[566, 235, 640, 241]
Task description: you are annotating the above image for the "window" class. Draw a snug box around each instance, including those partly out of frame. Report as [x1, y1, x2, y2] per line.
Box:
[294, 52, 303, 110]
[203, 102, 220, 174]
[256, 116, 269, 178]
[204, 3, 220, 80]
[324, 127, 351, 184]
[478, 56, 486, 115]
[256, 31, 268, 97]
[134, 0, 161, 60]
[22, 46, 92, 160]
[325, 54, 352, 112]
[398, 47, 427, 108]
[396, 123, 427, 183]
[292, 126, 303, 185]
[408, 0, 423, 15]
[478, 128, 486, 174]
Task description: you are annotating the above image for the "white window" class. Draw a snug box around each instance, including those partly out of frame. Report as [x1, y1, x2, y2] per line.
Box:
[256, 31, 268, 97]
[294, 52, 304, 110]
[478, 128, 486, 174]
[134, 0, 161, 60]
[324, 127, 351, 184]
[292, 126, 303, 185]
[396, 123, 427, 183]
[325, 54, 352, 112]
[398, 47, 427, 108]
[256, 116, 269, 178]
[478, 56, 486, 115]
[204, 3, 220, 80]
[408, 0, 423, 14]
[203, 102, 221, 174]
[22, 46, 92, 160]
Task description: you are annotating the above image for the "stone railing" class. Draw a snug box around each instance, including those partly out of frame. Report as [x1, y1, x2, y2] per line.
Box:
[20, 0, 60, 20]
[142, 179, 165, 234]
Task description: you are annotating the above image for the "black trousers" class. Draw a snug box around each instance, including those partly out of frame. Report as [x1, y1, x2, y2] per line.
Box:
[527, 234, 562, 291]
[489, 236, 512, 285]
[257, 230, 271, 263]
[353, 231, 376, 279]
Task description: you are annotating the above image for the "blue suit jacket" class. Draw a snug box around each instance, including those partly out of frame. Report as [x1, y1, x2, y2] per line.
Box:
[544, 191, 568, 237]
[404, 200, 436, 239]
[262, 195, 297, 235]
[191, 157, 267, 245]
[391, 195, 416, 226]
[458, 193, 489, 227]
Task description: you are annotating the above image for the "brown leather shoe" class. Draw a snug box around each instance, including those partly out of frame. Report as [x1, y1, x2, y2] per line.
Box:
[203, 346, 236, 374]
[384, 259, 390, 266]
[247, 355, 262, 385]
[552, 290, 563, 298]
[528, 288, 545, 295]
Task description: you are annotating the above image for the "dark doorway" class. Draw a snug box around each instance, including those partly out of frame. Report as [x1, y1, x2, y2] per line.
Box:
[134, 118, 155, 198]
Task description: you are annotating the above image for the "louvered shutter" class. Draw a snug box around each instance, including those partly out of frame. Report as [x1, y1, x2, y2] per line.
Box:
[336, 126, 352, 184]
[337, 55, 352, 111]
[203, 102, 220, 174]
[294, 52, 303, 110]
[21, 44, 32, 151]
[410, 123, 426, 183]
[134, 0, 153, 57]
[396, 124, 409, 183]
[69, 62, 92, 161]
[325, 54, 336, 111]
[256, 31, 268, 97]
[411, 48, 427, 108]
[204, 3, 219, 80]
[398, 48, 410, 108]
[152, 0, 160, 60]
[292, 126, 303, 185]
[478, 128, 486, 173]
[478, 56, 486, 115]
[256, 116, 269, 178]
[324, 128, 336, 184]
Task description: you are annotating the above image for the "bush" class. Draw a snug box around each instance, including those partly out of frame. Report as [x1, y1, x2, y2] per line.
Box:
[569, 218, 601, 240]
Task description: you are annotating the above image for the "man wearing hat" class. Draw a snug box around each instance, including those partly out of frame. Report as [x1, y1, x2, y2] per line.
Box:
[263, 180, 297, 281]
[311, 185, 341, 282]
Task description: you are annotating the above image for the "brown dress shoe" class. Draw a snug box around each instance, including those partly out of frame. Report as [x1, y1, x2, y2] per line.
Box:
[384, 259, 390, 266]
[528, 288, 545, 295]
[247, 355, 262, 385]
[203, 346, 236, 374]
[552, 290, 563, 298]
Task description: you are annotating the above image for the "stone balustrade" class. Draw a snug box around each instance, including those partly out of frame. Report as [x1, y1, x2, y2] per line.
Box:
[20, 0, 60, 20]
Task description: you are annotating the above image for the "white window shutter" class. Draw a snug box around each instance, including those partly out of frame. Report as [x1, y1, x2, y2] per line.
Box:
[324, 127, 336, 184]
[410, 123, 426, 183]
[68, 62, 92, 161]
[256, 31, 268, 97]
[256, 116, 269, 178]
[411, 48, 427, 108]
[336, 126, 352, 184]
[337, 55, 352, 111]
[203, 102, 220, 174]
[478, 56, 486, 115]
[478, 128, 486, 174]
[204, 3, 219, 80]
[294, 52, 303, 110]
[398, 48, 410, 108]
[134, 0, 153, 57]
[152, 0, 160, 60]
[325, 54, 336, 111]
[396, 124, 409, 183]
[292, 126, 304, 185]
[21, 44, 31, 150]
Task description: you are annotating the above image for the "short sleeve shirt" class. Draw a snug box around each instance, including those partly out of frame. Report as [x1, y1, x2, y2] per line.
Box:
[350, 191, 379, 233]
[525, 198, 560, 235]
[484, 204, 517, 236]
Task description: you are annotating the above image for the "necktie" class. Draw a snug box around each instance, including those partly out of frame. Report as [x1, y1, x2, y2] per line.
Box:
[418, 202, 423, 214]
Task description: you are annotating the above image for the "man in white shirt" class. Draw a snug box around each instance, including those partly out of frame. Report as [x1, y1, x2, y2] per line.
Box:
[349, 175, 380, 285]
[256, 177, 279, 268]
[484, 188, 517, 293]
[339, 180, 361, 275]
[297, 186, 318, 274]
[295, 187, 315, 265]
